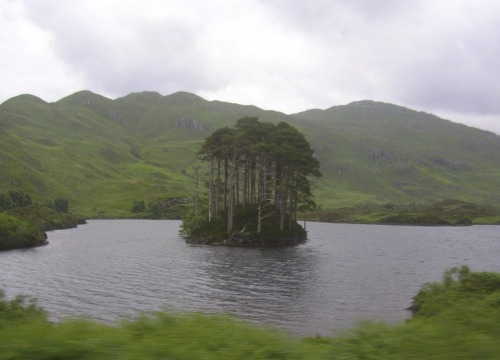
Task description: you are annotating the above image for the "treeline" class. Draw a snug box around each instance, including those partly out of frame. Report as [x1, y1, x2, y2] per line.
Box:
[0, 191, 32, 211]
[0, 191, 69, 214]
[1, 267, 500, 358]
[0, 191, 83, 251]
[130, 197, 190, 219]
[313, 199, 500, 225]
[188, 117, 320, 239]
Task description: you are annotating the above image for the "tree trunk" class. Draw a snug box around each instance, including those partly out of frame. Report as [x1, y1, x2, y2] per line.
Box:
[215, 158, 221, 215]
[223, 158, 228, 211]
[279, 178, 288, 231]
[257, 156, 264, 234]
[227, 154, 239, 234]
[242, 159, 247, 207]
[208, 157, 214, 222]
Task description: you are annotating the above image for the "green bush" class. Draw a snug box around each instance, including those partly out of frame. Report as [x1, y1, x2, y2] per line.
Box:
[0, 212, 47, 250]
[0, 193, 14, 211]
[0, 191, 32, 211]
[131, 200, 146, 213]
[1, 206, 84, 250]
[53, 198, 69, 213]
[0, 289, 47, 324]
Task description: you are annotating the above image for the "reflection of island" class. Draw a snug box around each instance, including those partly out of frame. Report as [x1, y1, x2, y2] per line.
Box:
[194, 244, 320, 333]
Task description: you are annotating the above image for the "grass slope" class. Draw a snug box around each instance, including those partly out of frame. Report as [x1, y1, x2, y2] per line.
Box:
[293, 100, 500, 208]
[1, 92, 500, 217]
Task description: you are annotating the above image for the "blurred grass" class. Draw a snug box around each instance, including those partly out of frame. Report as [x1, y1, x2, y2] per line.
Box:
[1, 267, 500, 359]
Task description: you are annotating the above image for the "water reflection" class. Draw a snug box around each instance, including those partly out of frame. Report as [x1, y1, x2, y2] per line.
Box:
[196, 244, 319, 328]
[1, 220, 499, 336]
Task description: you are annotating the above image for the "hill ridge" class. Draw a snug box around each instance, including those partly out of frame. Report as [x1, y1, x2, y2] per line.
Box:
[1, 90, 500, 217]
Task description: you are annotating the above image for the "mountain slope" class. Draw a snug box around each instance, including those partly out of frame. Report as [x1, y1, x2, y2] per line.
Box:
[1, 92, 500, 217]
[292, 100, 500, 206]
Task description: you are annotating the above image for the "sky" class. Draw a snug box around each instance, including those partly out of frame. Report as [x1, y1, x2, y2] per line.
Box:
[1, 0, 500, 133]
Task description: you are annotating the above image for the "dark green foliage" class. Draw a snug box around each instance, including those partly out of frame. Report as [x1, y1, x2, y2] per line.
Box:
[185, 118, 319, 244]
[8, 205, 84, 232]
[53, 198, 69, 213]
[0, 205, 84, 250]
[184, 205, 307, 245]
[315, 198, 500, 225]
[410, 265, 500, 317]
[0, 193, 13, 211]
[131, 200, 146, 213]
[8, 191, 32, 208]
[0, 212, 47, 250]
[379, 213, 451, 225]
[0, 191, 32, 211]
[148, 200, 163, 218]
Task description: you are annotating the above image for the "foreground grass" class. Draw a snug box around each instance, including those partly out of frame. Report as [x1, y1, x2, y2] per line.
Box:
[1, 266, 500, 359]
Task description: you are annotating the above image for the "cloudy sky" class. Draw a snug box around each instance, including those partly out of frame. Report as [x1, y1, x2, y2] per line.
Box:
[1, 0, 500, 133]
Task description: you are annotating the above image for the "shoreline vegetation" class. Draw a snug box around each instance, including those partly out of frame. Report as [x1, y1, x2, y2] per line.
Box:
[2, 197, 499, 251]
[1, 266, 499, 359]
[309, 198, 500, 226]
[0, 205, 85, 251]
[183, 205, 308, 246]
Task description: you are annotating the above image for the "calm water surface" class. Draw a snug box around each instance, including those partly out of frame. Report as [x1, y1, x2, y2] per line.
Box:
[1, 220, 499, 336]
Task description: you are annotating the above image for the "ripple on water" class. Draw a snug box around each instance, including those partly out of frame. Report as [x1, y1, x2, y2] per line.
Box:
[1, 220, 500, 336]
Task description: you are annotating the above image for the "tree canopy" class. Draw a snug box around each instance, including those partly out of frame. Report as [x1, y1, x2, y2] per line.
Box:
[183, 117, 321, 245]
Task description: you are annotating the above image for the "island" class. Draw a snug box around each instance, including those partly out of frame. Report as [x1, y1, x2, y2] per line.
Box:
[181, 117, 321, 245]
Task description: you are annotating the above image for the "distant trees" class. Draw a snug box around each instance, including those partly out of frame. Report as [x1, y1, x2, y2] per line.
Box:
[131, 200, 146, 214]
[0, 191, 32, 211]
[197, 117, 321, 235]
[53, 198, 69, 213]
[0, 192, 71, 214]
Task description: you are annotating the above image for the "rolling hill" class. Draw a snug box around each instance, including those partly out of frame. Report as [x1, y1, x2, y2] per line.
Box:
[1, 91, 499, 218]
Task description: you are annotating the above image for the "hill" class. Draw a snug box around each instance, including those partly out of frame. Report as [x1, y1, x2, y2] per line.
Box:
[1, 91, 500, 218]
[293, 100, 500, 207]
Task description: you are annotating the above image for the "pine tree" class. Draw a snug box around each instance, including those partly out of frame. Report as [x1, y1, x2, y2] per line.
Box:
[191, 117, 321, 243]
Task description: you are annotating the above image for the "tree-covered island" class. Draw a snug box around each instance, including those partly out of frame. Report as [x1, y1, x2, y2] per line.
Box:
[181, 117, 321, 245]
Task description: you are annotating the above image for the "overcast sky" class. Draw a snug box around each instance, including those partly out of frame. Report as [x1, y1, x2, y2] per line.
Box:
[2, 0, 500, 133]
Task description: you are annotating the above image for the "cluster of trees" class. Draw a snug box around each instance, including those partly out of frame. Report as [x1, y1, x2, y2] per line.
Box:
[0, 191, 69, 214]
[131, 200, 146, 213]
[0, 192, 78, 251]
[0, 191, 32, 211]
[196, 117, 321, 236]
[53, 198, 69, 213]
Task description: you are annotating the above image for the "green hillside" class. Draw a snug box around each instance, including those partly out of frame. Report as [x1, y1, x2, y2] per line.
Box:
[1, 91, 500, 218]
[293, 100, 500, 207]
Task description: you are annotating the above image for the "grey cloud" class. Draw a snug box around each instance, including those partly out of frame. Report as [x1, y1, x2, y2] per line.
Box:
[21, 1, 219, 97]
[8, 0, 500, 134]
[390, 14, 500, 115]
[271, 0, 500, 119]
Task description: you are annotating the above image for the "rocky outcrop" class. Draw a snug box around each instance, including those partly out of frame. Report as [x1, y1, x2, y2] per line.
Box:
[175, 116, 208, 131]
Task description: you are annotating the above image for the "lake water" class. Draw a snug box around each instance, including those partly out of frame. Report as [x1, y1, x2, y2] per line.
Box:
[1, 220, 499, 336]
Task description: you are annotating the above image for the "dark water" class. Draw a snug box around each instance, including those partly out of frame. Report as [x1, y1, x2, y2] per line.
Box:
[1, 220, 499, 336]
